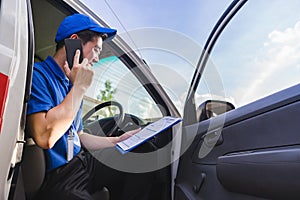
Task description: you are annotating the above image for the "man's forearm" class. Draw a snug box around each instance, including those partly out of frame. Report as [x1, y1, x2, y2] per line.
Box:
[79, 131, 118, 150]
[79, 128, 141, 150]
[27, 85, 86, 149]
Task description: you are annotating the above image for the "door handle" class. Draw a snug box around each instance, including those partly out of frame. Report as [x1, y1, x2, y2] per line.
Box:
[201, 128, 223, 147]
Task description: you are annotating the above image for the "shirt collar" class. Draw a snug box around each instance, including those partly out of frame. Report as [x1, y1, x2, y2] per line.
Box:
[45, 56, 69, 83]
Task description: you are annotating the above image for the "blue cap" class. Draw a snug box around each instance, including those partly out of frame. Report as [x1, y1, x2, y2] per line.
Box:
[55, 14, 117, 43]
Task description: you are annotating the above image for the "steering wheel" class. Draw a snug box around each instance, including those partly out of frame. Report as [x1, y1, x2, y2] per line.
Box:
[82, 101, 124, 136]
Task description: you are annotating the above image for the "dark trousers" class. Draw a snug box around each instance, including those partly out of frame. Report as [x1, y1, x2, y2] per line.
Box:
[34, 149, 154, 200]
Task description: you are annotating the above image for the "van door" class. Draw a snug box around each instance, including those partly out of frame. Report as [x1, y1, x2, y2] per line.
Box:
[175, 0, 300, 199]
[0, 0, 33, 199]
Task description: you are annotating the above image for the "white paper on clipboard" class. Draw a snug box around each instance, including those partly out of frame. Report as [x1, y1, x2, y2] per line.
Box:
[116, 116, 182, 154]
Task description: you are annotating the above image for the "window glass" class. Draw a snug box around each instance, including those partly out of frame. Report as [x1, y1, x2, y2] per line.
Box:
[81, 0, 232, 116]
[83, 56, 163, 121]
[197, 0, 300, 108]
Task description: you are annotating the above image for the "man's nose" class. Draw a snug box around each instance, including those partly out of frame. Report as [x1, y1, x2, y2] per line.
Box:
[93, 53, 99, 63]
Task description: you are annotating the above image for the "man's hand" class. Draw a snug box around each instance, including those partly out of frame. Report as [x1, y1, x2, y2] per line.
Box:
[117, 128, 142, 143]
[79, 128, 142, 150]
[63, 50, 94, 91]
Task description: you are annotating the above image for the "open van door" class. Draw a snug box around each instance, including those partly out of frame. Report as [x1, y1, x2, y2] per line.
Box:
[0, 0, 34, 199]
[174, 0, 300, 199]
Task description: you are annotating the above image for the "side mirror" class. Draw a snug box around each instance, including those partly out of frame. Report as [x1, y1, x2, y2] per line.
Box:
[197, 100, 235, 122]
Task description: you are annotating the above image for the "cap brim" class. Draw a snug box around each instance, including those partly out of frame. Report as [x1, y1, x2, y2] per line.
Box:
[90, 26, 117, 40]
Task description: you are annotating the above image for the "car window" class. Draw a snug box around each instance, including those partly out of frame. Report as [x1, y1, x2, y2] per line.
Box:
[81, 0, 232, 116]
[83, 55, 163, 122]
[196, 0, 300, 108]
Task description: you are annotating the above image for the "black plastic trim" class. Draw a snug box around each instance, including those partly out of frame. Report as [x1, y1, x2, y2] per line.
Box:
[183, 0, 248, 126]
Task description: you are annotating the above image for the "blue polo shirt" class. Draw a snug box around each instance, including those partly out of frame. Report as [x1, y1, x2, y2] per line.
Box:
[27, 56, 81, 171]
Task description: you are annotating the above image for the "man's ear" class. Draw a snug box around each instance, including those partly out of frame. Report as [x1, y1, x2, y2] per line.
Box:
[69, 34, 79, 39]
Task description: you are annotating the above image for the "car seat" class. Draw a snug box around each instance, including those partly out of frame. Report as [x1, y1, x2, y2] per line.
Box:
[21, 138, 110, 200]
[21, 138, 45, 199]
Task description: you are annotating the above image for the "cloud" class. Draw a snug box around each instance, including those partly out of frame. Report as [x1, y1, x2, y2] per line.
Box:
[267, 21, 300, 45]
[239, 21, 300, 105]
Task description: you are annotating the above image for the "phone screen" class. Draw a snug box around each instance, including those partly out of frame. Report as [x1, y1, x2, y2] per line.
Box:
[65, 39, 83, 69]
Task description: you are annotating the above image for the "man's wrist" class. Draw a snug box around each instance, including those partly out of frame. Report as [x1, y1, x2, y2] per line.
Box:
[72, 84, 87, 93]
[109, 136, 120, 146]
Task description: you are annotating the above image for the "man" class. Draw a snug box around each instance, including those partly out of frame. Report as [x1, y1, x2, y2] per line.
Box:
[26, 14, 151, 200]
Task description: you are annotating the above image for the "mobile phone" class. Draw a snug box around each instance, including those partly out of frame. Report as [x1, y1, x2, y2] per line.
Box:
[65, 38, 83, 69]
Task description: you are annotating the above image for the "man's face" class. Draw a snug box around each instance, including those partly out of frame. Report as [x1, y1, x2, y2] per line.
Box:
[82, 36, 103, 66]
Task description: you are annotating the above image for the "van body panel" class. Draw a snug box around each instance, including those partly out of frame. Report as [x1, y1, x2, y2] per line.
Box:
[0, 0, 29, 199]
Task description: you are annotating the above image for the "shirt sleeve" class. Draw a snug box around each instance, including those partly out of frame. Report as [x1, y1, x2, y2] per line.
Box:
[27, 68, 54, 115]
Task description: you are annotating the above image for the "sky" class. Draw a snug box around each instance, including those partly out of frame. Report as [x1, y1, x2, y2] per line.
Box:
[81, 0, 300, 114]
[82, 0, 231, 45]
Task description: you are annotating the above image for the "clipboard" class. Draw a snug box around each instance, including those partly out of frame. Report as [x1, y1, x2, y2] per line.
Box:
[116, 116, 182, 154]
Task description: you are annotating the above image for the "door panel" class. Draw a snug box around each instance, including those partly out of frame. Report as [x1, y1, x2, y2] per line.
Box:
[175, 84, 300, 199]
[175, 0, 300, 198]
[217, 148, 300, 199]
